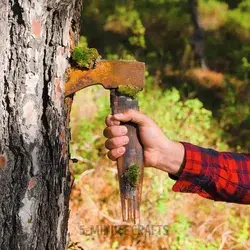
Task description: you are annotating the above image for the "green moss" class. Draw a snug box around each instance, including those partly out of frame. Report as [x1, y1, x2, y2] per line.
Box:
[72, 36, 100, 69]
[124, 164, 140, 187]
[118, 85, 140, 99]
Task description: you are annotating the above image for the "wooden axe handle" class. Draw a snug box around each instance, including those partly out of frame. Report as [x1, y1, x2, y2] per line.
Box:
[110, 89, 144, 224]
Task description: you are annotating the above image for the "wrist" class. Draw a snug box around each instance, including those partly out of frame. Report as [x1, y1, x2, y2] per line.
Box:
[156, 140, 185, 175]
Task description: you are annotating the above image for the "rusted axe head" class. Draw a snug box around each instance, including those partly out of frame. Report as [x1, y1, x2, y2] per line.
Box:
[65, 60, 145, 96]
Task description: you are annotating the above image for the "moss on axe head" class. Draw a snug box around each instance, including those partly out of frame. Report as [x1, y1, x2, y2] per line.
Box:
[65, 60, 145, 98]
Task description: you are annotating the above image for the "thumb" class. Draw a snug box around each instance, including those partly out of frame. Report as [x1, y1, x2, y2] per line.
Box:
[113, 109, 152, 126]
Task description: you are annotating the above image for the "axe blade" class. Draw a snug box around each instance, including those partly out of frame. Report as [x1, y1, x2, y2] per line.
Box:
[65, 60, 145, 96]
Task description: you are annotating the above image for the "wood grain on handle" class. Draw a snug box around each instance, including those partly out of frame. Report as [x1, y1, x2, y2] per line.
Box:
[110, 89, 144, 224]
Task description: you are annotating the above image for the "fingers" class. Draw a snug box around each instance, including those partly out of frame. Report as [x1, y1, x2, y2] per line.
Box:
[107, 147, 126, 161]
[103, 125, 128, 138]
[113, 109, 152, 126]
[104, 116, 128, 161]
[105, 136, 129, 150]
[105, 115, 120, 126]
[104, 110, 150, 162]
[105, 110, 152, 127]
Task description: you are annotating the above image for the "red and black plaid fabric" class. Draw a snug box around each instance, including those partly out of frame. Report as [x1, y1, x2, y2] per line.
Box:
[171, 142, 250, 204]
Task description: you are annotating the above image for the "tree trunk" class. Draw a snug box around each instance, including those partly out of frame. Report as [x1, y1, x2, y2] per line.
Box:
[189, 0, 208, 69]
[0, 0, 82, 249]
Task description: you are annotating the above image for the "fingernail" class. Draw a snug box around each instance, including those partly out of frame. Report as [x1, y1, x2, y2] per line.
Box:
[124, 137, 129, 144]
[115, 113, 123, 118]
[118, 147, 125, 154]
[121, 126, 127, 134]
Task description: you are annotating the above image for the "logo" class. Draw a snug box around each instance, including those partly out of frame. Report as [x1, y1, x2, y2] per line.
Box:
[79, 224, 169, 236]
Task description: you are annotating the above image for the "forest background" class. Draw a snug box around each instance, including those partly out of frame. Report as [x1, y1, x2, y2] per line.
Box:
[68, 1, 250, 249]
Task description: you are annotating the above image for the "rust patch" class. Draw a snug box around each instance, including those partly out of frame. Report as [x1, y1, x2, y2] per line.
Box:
[61, 144, 66, 159]
[60, 130, 67, 159]
[60, 130, 66, 142]
[28, 177, 37, 190]
[61, 47, 65, 56]
[32, 19, 41, 38]
[0, 155, 6, 169]
[65, 96, 73, 124]
[52, 78, 63, 111]
[65, 60, 145, 96]
[69, 27, 75, 52]
[55, 78, 62, 94]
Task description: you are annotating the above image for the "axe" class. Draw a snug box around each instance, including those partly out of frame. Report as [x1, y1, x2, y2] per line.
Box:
[65, 60, 145, 224]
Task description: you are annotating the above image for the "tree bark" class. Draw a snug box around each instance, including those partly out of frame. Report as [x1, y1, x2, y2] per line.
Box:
[189, 0, 208, 69]
[0, 0, 82, 249]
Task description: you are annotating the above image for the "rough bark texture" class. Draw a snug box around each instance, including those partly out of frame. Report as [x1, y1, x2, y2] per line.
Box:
[0, 0, 82, 249]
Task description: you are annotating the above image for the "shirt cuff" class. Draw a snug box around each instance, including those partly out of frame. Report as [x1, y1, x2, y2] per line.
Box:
[169, 142, 250, 203]
[169, 142, 205, 194]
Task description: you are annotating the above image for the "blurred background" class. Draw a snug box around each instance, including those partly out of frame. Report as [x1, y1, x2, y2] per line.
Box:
[68, 1, 250, 249]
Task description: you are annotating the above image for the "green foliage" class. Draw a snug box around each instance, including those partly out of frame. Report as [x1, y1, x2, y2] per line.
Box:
[70, 87, 110, 178]
[81, 0, 250, 78]
[217, 80, 250, 150]
[199, 0, 228, 30]
[71, 1, 250, 247]
[226, 6, 250, 40]
[139, 77, 222, 145]
[111, 240, 119, 249]
[228, 210, 250, 245]
[72, 37, 100, 69]
[236, 219, 249, 244]
[81, 0, 191, 71]
[170, 214, 190, 249]
[170, 214, 219, 249]
[105, 6, 145, 48]
[238, 0, 250, 11]
[241, 57, 250, 81]
[200, 0, 250, 77]
[220, 84, 249, 126]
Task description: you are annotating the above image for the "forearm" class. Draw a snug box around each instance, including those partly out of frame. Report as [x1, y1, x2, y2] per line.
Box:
[169, 142, 250, 204]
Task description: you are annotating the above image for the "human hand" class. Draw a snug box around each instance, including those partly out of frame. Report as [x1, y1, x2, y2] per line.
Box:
[103, 109, 185, 175]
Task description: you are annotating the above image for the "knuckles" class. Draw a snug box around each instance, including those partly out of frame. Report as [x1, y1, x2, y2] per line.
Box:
[103, 125, 127, 139]
[105, 136, 129, 150]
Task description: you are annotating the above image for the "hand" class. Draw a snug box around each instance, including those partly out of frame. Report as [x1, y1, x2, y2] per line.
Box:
[103, 109, 185, 175]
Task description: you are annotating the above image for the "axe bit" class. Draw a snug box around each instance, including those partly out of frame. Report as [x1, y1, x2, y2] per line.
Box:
[65, 60, 145, 224]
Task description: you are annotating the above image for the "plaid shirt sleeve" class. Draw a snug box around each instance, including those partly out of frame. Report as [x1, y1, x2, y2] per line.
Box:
[170, 142, 250, 204]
